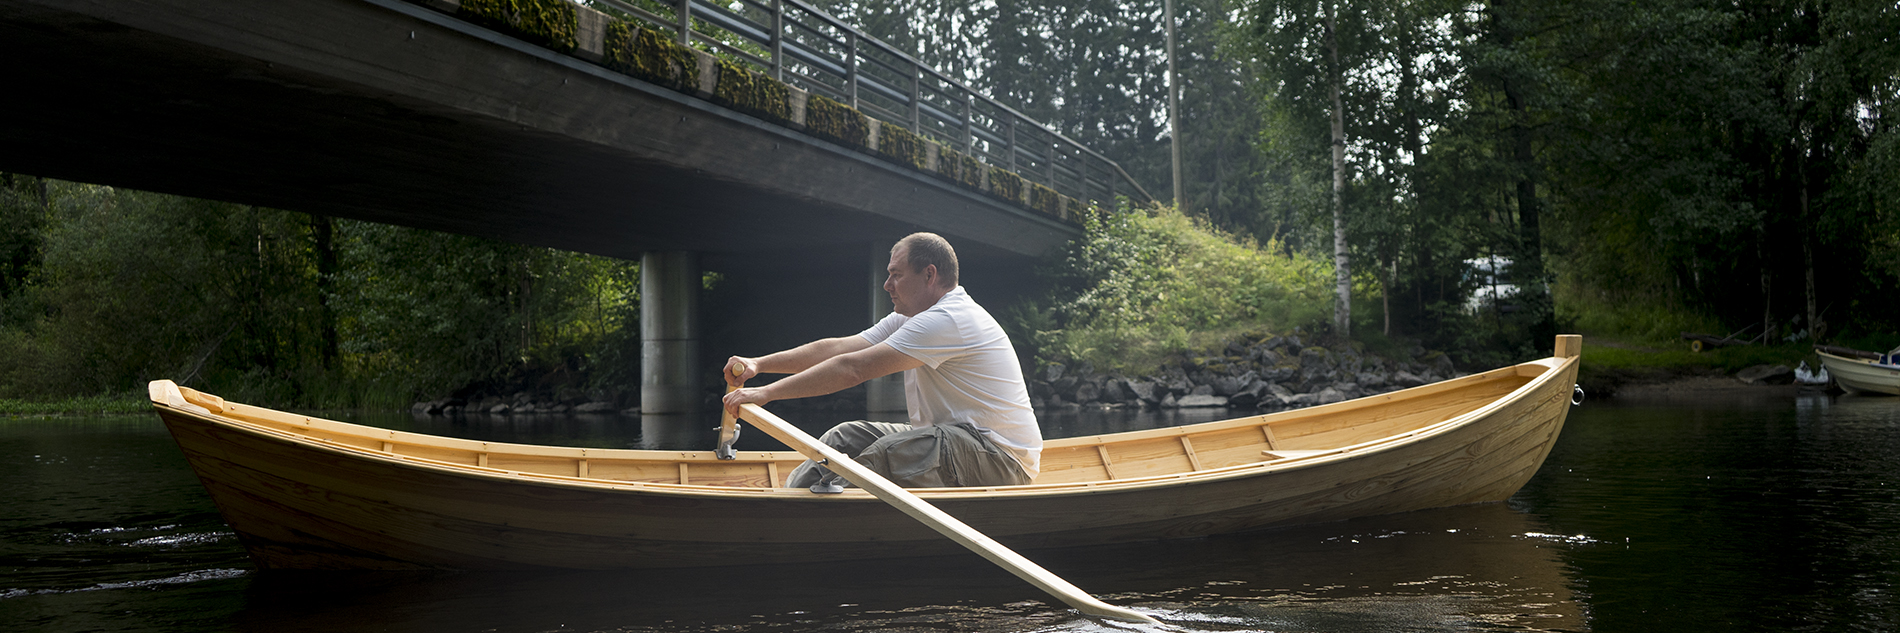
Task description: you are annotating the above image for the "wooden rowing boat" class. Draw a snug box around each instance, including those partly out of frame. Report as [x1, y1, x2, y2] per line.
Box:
[1816, 345, 1900, 396]
[149, 335, 1583, 571]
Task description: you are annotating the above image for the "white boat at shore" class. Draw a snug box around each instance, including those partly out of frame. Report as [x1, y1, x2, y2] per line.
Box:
[1815, 345, 1900, 396]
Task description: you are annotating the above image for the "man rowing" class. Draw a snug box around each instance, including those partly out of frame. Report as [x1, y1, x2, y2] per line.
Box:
[720, 232, 1040, 492]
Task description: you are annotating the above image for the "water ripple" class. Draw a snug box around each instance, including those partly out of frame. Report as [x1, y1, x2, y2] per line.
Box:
[1, 568, 249, 599]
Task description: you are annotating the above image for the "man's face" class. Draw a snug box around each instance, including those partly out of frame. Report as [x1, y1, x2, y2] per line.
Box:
[884, 245, 938, 317]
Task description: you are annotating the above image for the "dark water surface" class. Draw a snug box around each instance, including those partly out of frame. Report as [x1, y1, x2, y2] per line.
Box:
[5, 390, 1899, 632]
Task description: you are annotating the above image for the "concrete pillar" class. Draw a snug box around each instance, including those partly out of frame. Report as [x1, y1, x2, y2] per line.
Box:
[641, 251, 701, 414]
[866, 242, 907, 413]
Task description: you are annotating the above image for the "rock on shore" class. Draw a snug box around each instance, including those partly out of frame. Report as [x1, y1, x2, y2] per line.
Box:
[1029, 332, 1461, 413]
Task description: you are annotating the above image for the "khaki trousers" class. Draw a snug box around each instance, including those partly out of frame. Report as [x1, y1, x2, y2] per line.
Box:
[784, 421, 1032, 489]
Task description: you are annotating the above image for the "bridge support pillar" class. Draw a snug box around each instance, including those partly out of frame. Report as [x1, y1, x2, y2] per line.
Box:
[866, 242, 907, 413]
[641, 251, 702, 414]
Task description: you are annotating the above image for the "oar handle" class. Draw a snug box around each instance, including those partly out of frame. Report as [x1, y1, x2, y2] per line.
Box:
[734, 402, 1158, 625]
[715, 366, 743, 460]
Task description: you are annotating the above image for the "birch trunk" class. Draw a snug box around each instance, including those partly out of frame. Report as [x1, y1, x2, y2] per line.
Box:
[1326, 0, 1349, 337]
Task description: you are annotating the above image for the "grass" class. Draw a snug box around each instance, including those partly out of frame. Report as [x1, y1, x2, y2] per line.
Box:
[0, 394, 150, 417]
[1574, 331, 1822, 394]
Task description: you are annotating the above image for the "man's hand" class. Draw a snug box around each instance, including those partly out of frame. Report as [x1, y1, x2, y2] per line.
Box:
[723, 356, 759, 387]
[722, 385, 771, 418]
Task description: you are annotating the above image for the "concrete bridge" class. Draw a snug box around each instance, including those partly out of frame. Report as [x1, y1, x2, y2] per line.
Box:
[0, 0, 1152, 415]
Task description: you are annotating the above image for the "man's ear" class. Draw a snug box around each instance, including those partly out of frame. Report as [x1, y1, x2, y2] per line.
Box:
[923, 264, 938, 285]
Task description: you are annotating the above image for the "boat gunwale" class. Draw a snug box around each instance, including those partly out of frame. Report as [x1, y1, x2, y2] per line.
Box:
[1817, 348, 1900, 370]
[149, 355, 1574, 501]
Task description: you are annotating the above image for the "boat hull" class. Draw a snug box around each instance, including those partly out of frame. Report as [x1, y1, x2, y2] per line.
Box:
[155, 356, 1579, 570]
[1817, 350, 1900, 396]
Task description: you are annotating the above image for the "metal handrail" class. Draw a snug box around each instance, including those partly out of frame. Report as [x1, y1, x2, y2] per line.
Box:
[585, 0, 1152, 205]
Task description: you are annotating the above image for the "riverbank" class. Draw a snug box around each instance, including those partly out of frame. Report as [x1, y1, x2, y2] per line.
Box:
[1029, 330, 1835, 414]
[0, 395, 148, 417]
[1573, 334, 1824, 398]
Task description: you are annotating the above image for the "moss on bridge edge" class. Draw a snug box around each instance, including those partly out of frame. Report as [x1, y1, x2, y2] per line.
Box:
[713, 59, 791, 123]
[806, 94, 868, 149]
[458, 0, 578, 53]
[876, 124, 927, 171]
[601, 22, 698, 94]
[423, 0, 1094, 223]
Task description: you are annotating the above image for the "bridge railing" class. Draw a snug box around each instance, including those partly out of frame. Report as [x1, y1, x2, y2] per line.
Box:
[589, 0, 1154, 206]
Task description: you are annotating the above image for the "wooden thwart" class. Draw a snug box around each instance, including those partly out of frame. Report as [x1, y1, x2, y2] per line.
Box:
[1095, 445, 1119, 480]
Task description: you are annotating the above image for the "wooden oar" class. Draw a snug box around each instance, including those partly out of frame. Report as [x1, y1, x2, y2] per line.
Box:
[729, 398, 1160, 624]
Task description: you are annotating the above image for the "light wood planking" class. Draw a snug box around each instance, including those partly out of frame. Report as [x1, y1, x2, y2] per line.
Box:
[143, 336, 1583, 571]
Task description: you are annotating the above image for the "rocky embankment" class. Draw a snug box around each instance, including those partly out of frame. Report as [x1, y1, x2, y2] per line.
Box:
[411, 389, 628, 417]
[1031, 332, 1461, 412]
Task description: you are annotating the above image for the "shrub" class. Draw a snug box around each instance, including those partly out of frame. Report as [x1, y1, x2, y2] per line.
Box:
[1019, 202, 1334, 373]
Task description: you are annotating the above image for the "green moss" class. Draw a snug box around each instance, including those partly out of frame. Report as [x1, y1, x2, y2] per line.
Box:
[988, 165, 1023, 203]
[1030, 183, 1060, 216]
[602, 21, 699, 93]
[877, 124, 927, 170]
[713, 59, 790, 122]
[934, 146, 986, 190]
[807, 94, 868, 148]
[459, 0, 578, 53]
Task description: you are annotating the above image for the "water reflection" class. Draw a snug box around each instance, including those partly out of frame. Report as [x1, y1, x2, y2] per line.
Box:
[217, 503, 1578, 633]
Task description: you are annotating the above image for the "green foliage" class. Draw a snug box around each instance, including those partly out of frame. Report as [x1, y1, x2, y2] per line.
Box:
[805, 94, 868, 148]
[0, 395, 146, 417]
[331, 221, 639, 400]
[459, 0, 578, 53]
[713, 58, 789, 122]
[0, 183, 322, 400]
[0, 174, 48, 322]
[0, 179, 641, 409]
[875, 122, 927, 171]
[1018, 202, 1334, 373]
[601, 20, 700, 93]
[1580, 341, 1809, 374]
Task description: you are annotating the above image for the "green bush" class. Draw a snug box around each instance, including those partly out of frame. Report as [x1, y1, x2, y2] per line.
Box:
[1017, 202, 1334, 373]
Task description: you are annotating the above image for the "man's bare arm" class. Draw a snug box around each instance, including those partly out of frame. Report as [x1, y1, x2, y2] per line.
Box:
[723, 343, 922, 415]
[724, 336, 872, 386]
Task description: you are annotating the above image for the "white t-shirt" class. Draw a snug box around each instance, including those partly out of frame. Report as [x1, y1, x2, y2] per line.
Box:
[858, 286, 1041, 476]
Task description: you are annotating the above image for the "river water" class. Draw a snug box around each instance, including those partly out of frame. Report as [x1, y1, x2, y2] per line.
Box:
[4, 388, 1899, 632]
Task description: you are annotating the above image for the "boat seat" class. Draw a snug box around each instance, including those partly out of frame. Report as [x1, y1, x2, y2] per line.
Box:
[1261, 450, 1331, 461]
